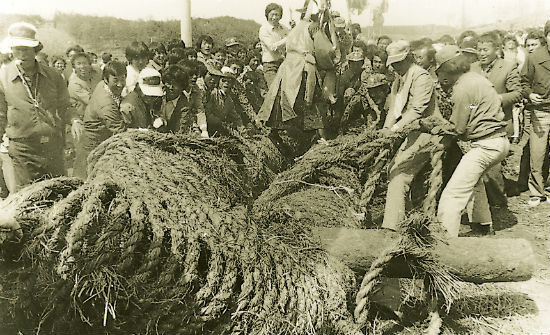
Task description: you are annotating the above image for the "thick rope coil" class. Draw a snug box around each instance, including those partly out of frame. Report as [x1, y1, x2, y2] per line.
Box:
[359, 148, 389, 212]
[340, 93, 362, 132]
[354, 236, 404, 327]
[423, 143, 445, 218]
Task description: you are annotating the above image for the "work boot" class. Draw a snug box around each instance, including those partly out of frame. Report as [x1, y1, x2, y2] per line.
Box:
[470, 222, 495, 236]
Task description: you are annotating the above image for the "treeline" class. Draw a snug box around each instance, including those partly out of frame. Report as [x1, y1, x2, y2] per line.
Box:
[1, 12, 261, 56]
[52, 13, 261, 53]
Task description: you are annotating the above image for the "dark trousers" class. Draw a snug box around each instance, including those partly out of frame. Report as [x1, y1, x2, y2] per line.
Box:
[8, 136, 65, 191]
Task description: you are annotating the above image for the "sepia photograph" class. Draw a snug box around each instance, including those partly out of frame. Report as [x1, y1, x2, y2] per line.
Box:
[0, 0, 549, 334]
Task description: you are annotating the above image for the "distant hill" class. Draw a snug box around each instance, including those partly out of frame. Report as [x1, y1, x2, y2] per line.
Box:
[360, 25, 460, 42]
[1, 13, 261, 57]
[0, 12, 544, 58]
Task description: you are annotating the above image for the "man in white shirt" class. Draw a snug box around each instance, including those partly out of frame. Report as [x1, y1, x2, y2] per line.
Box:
[259, 3, 289, 87]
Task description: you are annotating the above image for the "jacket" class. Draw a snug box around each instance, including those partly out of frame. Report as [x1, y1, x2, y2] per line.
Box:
[81, 81, 127, 150]
[520, 46, 550, 111]
[470, 58, 523, 119]
[383, 64, 437, 130]
[0, 61, 73, 139]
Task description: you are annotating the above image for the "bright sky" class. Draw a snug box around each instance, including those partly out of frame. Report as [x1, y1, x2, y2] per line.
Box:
[0, 0, 548, 27]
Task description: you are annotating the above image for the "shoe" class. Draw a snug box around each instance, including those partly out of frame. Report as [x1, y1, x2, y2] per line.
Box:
[470, 222, 495, 236]
[528, 197, 541, 207]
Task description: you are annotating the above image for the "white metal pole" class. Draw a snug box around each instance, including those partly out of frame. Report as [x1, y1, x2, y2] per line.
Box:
[181, 0, 192, 47]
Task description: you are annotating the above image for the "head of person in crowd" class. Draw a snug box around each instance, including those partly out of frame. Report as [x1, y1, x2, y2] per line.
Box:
[502, 34, 518, 52]
[218, 70, 236, 94]
[545, 20, 550, 47]
[102, 60, 127, 97]
[227, 57, 243, 77]
[88, 52, 98, 65]
[101, 52, 113, 65]
[213, 48, 227, 67]
[411, 41, 436, 71]
[50, 55, 67, 72]
[178, 60, 201, 87]
[437, 34, 456, 46]
[136, 68, 164, 109]
[236, 47, 247, 60]
[265, 3, 283, 27]
[183, 48, 198, 61]
[254, 40, 262, 51]
[194, 60, 208, 78]
[435, 45, 468, 92]
[386, 40, 413, 76]
[225, 37, 240, 55]
[459, 38, 479, 65]
[71, 52, 93, 81]
[351, 40, 368, 55]
[196, 35, 214, 57]
[347, 51, 365, 74]
[476, 32, 501, 66]
[167, 39, 186, 52]
[162, 64, 190, 101]
[376, 35, 392, 52]
[167, 47, 185, 66]
[204, 64, 222, 90]
[363, 72, 389, 104]
[125, 41, 150, 72]
[457, 30, 478, 47]
[66, 44, 85, 61]
[524, 31, 544, 53]
[149, 41, 167, 68]
[351, 23, 362, 40]
[368, 48, 388, 74]
[5, 22, 44, 73]
[247, 55, 261, 71]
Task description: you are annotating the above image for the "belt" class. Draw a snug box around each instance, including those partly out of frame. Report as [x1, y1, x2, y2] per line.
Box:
[472, 130, 507, 142]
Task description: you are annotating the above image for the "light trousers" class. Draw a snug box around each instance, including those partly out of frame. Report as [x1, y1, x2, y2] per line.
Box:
[382, 132, 437, 230]
[528, 110, 550, 199]
[438, 136, 510, 238]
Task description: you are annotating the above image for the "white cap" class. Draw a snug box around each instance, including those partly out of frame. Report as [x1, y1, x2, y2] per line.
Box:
[138, 67, 163, 96]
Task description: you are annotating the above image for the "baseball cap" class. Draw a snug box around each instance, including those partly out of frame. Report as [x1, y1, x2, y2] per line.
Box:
[435, 45, 461, 70]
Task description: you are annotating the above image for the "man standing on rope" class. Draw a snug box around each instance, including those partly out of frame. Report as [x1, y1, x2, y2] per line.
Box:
[259, 3, 290, 87]
[0, 22, 82, 190]
[256, 0, 333, 156]
[380, 40, 439, 231]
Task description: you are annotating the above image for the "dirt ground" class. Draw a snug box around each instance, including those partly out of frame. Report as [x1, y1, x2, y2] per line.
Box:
[403, 137, 550, 335]
[436, 192, 550, 335]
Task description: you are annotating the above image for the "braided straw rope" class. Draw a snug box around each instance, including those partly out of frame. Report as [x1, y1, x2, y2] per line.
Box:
[423, 142, 445, 218]
[354, 236, 404, 327]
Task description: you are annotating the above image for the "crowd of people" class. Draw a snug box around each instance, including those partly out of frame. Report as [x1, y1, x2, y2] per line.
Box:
[0, 4, 549, 240]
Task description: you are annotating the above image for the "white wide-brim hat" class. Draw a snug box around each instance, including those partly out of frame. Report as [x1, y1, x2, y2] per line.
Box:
[138, 67, 164, 97]
[5, 22, 40, 48]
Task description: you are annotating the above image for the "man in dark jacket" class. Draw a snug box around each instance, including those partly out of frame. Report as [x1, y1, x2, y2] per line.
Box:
[470, 32, 523, 207]
[520, 20, 550, 207]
